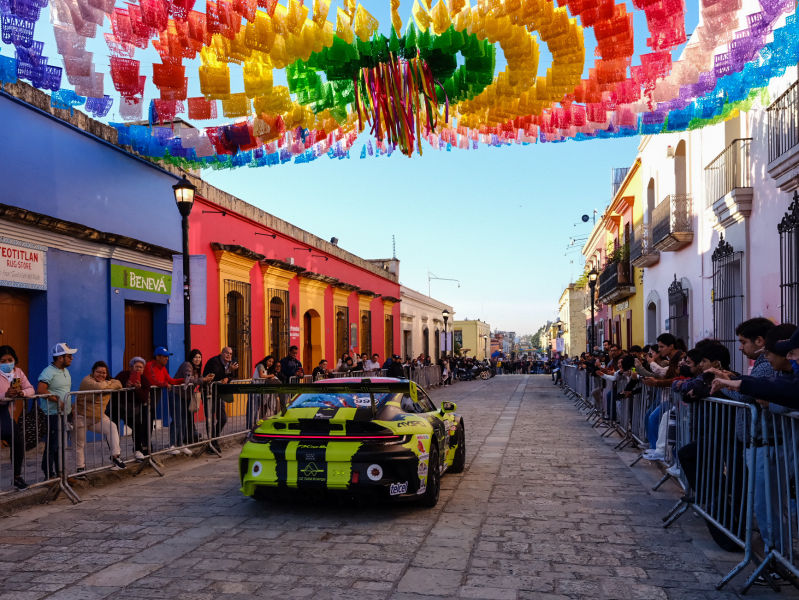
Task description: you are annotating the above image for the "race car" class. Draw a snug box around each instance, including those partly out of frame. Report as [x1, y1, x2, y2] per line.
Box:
[217, 377, 466, 506]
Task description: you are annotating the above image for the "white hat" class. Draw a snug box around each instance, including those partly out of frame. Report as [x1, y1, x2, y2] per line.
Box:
[51, 343, 78, 357]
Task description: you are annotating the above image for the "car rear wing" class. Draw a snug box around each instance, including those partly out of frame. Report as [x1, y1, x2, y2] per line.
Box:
[214, 379, 419, 416]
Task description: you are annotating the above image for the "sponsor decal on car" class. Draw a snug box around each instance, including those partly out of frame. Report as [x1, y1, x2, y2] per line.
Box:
[389, 481, 408, 495]
[367, 464, 383, 481]
[418, 461, 428, 477]
[251, 461, 262, 477]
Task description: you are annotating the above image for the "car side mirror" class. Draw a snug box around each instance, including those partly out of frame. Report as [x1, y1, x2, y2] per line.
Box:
[441, 401, 457, 413]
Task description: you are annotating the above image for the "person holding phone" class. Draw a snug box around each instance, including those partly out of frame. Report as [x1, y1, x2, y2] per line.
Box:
[0, 345, 34, 489]
[202, 347, 237, 453]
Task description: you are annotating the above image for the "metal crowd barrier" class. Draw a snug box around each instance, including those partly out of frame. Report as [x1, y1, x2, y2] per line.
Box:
[662, 397, 758, 590]
[0, 393, 79, 502]
[409, 365, 442, 388]
[66, 387, 139, 477]
[560, 370, 799, 590]
[745, 408, 799, 591]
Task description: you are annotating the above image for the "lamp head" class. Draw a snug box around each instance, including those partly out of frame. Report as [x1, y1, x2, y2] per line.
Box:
[442, 309, 450, 323]
[173, 175, 196, 217]
[587, 267, 598, 289]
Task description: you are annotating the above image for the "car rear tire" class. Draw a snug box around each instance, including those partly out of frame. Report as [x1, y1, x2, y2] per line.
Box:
[449, 422, 466, 473]
[420, 444, 441, 507]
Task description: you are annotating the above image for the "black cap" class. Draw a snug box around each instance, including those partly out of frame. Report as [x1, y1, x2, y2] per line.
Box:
[775, 326, 799, 355]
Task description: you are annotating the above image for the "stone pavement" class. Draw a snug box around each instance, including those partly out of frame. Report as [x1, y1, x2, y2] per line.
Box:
[0, 375, 792, 599]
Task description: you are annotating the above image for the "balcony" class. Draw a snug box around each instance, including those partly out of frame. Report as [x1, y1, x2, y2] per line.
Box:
[705, 138, 753, 229]
[767, 79, 799, 192]
[630, 222, 659, 268]
[597, 260, 636, 304]
[652, 194, 693, 251]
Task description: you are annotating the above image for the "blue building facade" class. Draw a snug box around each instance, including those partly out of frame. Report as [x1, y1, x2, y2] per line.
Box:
[0, 84, 185, 380]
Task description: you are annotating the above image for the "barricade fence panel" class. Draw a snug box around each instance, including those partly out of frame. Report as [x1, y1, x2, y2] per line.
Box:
[67, 387, 139, 475]
[561, 376, 768, 589]
[750, 407, 799, 587]
[0, 393, 65, 495]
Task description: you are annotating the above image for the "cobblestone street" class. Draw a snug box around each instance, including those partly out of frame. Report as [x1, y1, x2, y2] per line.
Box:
[0, 375, 791, 599]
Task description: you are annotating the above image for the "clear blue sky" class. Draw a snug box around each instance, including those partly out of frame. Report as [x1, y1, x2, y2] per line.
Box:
[4, 0, 700, 334]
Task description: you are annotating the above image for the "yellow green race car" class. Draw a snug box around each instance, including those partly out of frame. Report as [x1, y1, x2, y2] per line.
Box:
[218, 377, 465, 506]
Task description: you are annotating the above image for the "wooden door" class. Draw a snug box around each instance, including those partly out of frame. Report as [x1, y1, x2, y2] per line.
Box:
[0, 290, 30, 374]
[303, 311, 313, 371]
[125, 302, 153, 367]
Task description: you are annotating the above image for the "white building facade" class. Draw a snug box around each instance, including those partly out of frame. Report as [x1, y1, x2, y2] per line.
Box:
[634, 3, 797, 372]
[399, 285, 454, 362]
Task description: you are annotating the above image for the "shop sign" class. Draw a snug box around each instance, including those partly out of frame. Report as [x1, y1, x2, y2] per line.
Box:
[614, 300, 629, 313]
[0, 238, 46, 290]
[111, 264, 171, 295]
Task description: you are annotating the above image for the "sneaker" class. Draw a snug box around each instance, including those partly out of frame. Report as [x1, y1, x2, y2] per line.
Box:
[666, 464, 681, 478]
[181, 447, 193, 456]
[76, 467, 85, 473]
[111, 456, 126, 469]
[754, 572, 784, 586]
[13, 476, 28, 490]
[134, 451, 146, 461]
[166, 446, 181, 455]
[643, 450, 666, 461]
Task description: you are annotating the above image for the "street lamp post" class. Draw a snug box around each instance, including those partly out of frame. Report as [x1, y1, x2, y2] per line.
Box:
[588, 267, 598, 352]
[173, 175, 197, 360]
[442, 309, 450, 359]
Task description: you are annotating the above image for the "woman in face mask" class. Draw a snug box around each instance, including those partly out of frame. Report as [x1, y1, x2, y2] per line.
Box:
[0, 345, 35, 489]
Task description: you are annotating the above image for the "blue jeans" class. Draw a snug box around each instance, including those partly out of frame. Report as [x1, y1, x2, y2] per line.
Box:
[747, 445, 789, 552]
[41, 413, 60, 477]
[168, 390, 189, 447]
[647, 404, 662, 450]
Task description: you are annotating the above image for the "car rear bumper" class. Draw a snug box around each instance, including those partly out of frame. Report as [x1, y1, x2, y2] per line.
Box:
[239, 438, 426, 499]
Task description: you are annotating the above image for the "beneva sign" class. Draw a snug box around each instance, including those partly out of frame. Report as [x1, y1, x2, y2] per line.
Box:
[111, 264, 172, 295]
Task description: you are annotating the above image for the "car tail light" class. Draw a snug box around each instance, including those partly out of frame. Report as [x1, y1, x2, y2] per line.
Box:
[351, 472, 359, 484]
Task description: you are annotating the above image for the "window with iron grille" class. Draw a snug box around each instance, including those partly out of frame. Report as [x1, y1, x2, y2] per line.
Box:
[268, 289, 289, 361]
[668, 275, 690, 348]
[360, 310, 372, 356]
[712, 236, 745, 374]
[779, 191, 799, 324]
[336, 306, 349, 359]
[224, 279, 251, 379]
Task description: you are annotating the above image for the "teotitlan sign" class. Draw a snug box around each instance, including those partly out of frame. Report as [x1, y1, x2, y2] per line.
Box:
[111, 264, 172, 295]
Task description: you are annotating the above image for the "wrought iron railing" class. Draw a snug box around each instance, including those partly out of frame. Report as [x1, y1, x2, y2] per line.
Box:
[768, 79, 799, 163]
[630, 222, 654, 263]
[652, 194, 692, 247]
[597, 260, 632, 299]
[704, 138, 752, 206]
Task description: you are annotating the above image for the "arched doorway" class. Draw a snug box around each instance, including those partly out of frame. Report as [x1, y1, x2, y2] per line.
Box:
[422, 327, 429, 358]
[335, 307, 349, 359]
[434, 328, 440, 362]
[646, 178, 655, 224]
[303, 309, 322, 372]
[647, 302, 658, 344]
[269, 294, 288, 360]
[224, 281, 251, 379]
[360, 311, 371, 355]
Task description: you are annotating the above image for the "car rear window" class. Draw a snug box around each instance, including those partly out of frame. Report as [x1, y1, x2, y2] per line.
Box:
[287, 392, 401, 410]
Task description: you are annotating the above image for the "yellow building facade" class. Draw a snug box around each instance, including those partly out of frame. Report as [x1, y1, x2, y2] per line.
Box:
[452, 319, 491, 360]
[592, 160, 645, 349]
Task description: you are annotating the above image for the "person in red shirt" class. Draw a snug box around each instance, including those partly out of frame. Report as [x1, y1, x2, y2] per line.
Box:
[142, 347, 185, 456]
